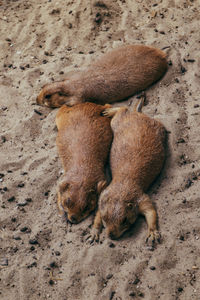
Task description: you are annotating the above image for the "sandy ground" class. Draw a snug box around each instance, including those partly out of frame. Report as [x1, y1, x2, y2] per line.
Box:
[0, 0, 200, 299]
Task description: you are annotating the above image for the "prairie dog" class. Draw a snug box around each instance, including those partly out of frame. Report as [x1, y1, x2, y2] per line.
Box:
[56, 102, 112, 224]
[92, 99, 166, 244]
[36, 45, 167, 108]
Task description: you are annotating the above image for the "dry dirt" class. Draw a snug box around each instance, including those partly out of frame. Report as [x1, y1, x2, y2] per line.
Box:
[0, 0, 200, 299]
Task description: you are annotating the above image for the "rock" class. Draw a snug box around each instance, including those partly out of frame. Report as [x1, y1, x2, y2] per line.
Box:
[8, 196, 15, 202]
[17, 201, 28, 207]
[108, 242, 115, 248]
[106, 274, 113, 280]
[18, 182, 25, 188]
[108, 291, 115, 300]
[0, 258, 8, 266]
[29, 239, 39, 245]
[20, 227, 29, 233]
[13, 236, 21, 240]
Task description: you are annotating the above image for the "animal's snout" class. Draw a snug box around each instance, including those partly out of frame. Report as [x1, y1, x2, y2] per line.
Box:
[108, 231, 117, 240]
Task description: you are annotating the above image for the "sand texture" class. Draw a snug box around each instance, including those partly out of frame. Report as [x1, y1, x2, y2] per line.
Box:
[0, 0, 200, 299]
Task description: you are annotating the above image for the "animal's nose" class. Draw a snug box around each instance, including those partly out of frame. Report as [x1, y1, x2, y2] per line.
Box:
[69, 215, 77, 224]
[108, 231, 116, 240]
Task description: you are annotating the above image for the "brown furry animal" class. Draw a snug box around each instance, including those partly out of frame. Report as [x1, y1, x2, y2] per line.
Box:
[36, 45, 167, 108]
[91, 99, 166, 245]
[56, 102, 112, 224]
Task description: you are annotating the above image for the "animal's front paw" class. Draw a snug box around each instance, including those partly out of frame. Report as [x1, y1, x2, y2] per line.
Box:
[86, 228, 100, 245]
[146, 230, 161, 249]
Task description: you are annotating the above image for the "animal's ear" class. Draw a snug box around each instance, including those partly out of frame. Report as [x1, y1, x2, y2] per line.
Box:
[97, 180, 107, 194]
[59, 180, 69, 194]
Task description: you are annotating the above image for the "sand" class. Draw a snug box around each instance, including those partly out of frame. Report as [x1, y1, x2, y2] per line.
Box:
[0, 0, 200, 299]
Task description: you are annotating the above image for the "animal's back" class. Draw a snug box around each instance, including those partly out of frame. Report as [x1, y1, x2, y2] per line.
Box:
[111, 112, 166, 191]
[82, 45, 167, 103]
[56, 103, 112, 172]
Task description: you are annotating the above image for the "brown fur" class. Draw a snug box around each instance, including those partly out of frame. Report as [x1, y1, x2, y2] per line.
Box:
[56, 102, 112, 224]
[36, 45, 167, 107]
[92, 102, 166, 244]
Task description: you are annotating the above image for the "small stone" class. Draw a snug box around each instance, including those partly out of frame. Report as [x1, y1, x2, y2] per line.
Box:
[192, 266, 198, 270]
[8, 196, 15, 202]
[177, 138, 185, 143]
[94, 12, 102, 24]
[181, 65, 186, 74]
[129, 292, 136, 297]
[26, 198, 32, 202]
[55, 251, 60, 256]
[108, 242, 115, 248]
[13, 236, 21, 240]
[150, 266, 156, 270]
[30, 246, 35, 251]
[179, 235, 184, 241]
[139, 292, 144, 297]
[108, 291, 115, 300]
[178, 287, 183, 292]
[133, 278, 140, 284]
[194, 104, 199, 108]
[29, 239, 39, 245]
[185, 178, 192, 189]
[27, 262, 37, 268]
[11, 217, 17, 222]
[18, 182, 25, 188]
[1, 136, 6, 143]
[50, 261, 58, 268]
[17, 201, 27, 207]
[0, 258, 8, 266]
[49, 279, 54, 285]
[106, 274, 113, 280]
[43, 59, 48, 64]
[20, 226, 29, 232]
[34, 109, 43, 116]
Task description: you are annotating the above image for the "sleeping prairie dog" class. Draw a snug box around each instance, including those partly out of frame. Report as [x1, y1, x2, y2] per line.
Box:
[36, 44, 168, 108]
[56, 102, 112, 224]
[92, 98, 166, 245]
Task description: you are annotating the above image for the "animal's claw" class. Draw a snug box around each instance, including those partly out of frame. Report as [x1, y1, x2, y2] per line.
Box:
[146, 230, 161, 248]
[86, 229, 100, 244]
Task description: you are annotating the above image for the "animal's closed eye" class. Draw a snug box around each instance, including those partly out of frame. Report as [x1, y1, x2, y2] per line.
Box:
[64, 197, 72, 208]
[122, 217, 128, 225]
